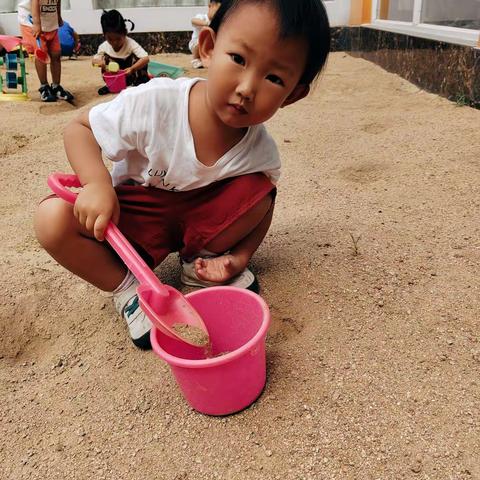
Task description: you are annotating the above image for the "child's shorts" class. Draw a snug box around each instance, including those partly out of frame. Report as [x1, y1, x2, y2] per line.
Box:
[116, 173, 276, 268]
[20, 25, 60, 55]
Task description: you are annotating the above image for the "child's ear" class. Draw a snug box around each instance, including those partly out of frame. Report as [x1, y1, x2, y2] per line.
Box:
[281, 84, 310, 107]
[198, 27, 216, 68]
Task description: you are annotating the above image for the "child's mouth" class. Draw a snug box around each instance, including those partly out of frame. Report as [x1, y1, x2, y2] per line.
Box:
[228, 103, 247, 114]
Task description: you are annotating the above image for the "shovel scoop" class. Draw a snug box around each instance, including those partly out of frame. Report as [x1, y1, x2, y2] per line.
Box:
[47, 173, 210, 348]
[35, 37, 49, 63]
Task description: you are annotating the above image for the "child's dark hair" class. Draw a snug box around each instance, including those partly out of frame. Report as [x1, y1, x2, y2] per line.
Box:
[101, 9, 135, 36]
[209, 0, 330, 85]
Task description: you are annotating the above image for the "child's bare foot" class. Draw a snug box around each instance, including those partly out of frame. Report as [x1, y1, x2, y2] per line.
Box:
[180, 253, 259, 292]
[194, 254, 247, 283]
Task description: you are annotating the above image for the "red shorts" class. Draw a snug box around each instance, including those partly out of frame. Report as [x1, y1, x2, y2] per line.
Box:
[20, 25, 60, 55]
[115, 173, 275, 268]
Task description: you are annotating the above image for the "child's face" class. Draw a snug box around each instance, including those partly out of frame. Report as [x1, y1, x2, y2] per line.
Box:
[207, 2, 221, 20]
[201, 3, 308, 129]
[105, 32, 126, 52]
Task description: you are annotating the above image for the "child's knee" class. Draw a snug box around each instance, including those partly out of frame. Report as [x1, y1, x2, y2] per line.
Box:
[49, 51, 61, 61]
[34, 198, 73, 250]
[255, 192, 274, 216]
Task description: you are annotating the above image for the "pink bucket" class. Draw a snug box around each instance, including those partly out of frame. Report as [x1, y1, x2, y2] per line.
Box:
[103, 71, 127, 93]
[151, 286, 270, 416]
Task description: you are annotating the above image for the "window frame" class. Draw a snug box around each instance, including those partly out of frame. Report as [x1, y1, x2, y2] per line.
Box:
[368, 0, 480, 48]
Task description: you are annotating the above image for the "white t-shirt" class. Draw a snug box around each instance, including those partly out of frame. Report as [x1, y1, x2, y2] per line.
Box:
[18, 0, 59, 32]
[97, 37, 148, 60]
[89, 77, 280, 191]
[189, 13, 209, 51]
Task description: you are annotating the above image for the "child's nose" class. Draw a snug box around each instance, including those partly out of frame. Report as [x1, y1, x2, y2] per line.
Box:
[236, 74, 257, 102]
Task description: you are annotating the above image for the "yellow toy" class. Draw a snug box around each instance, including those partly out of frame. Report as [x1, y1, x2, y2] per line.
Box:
[107, 61, 120, 73]
[92, 54, 120, 73]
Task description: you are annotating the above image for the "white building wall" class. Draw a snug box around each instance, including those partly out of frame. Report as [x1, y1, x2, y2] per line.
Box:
[0, 1, 352, 36]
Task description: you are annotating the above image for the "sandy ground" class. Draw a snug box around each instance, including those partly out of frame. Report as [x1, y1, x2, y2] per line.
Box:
[1, 52, 480, 480]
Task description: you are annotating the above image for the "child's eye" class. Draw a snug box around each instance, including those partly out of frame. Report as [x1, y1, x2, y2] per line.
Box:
[230, 53, 245, 66]
[266, 74, 284, 86]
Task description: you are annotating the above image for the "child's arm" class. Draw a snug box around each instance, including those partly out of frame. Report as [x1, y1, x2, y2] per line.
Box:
[31, 0, 41, 37]
[92, 43, 108, 69]
[124, 39, 149, 76]
[73, 30, 80, 51]
[191, 17, 209, 27]
[124, 56, 149, 76]
[57, 0, 63, 26]
[64, 110, 120, 241]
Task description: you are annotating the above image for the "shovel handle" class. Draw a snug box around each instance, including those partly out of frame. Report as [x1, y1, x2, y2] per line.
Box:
[47, 173, 168, 296]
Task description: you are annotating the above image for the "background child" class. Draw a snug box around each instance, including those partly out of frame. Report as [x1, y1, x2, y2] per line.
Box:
[94, 9, 149, 95]
[188, 0, 221, 68]
[17, 0, 74, 102]
[58, 20, 80, 59]
[34, 0, 330, 349]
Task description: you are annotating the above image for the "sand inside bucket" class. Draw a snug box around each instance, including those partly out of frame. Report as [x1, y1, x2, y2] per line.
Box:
[172, 323, 210, 347]
[171, 323, 231, 358]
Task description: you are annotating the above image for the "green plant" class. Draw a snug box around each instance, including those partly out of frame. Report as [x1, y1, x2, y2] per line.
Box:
[454, 93, 469, 107]
[349, 233, 361, 256]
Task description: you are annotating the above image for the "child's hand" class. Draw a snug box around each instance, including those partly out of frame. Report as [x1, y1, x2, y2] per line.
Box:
[123, 67, 133, 76]
[32, 23, 41, 38]
[92, 54, 105, 68]
[73, 182, 120, 241]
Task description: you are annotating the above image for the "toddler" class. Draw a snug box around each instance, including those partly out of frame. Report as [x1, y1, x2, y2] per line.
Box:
[189, 0, 221, 68]
[94, 9, 149, 95]
[34, 0, 331, 349]
[58, 20, 80, 59]
[17, 0, 74, 102]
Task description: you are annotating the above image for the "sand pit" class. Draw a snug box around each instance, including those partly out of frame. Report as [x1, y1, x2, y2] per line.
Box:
[1, 52, 479, 479]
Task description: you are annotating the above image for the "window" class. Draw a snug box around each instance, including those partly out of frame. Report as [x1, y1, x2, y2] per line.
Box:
[421, 0, 480, 30]
[370, 0, 479, 47]
[0, 1, 18, 13]
[378, 0, 414, 22]
[93, 0, 207, 7]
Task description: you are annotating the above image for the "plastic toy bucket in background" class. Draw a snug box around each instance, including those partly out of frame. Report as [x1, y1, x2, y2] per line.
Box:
[151, 286, 271, 416]
[103, 70, 127, 93]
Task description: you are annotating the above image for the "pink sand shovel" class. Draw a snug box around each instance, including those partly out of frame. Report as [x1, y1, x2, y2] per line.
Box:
[47, 173, 209, 347]
[26, 15, 49, 63]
